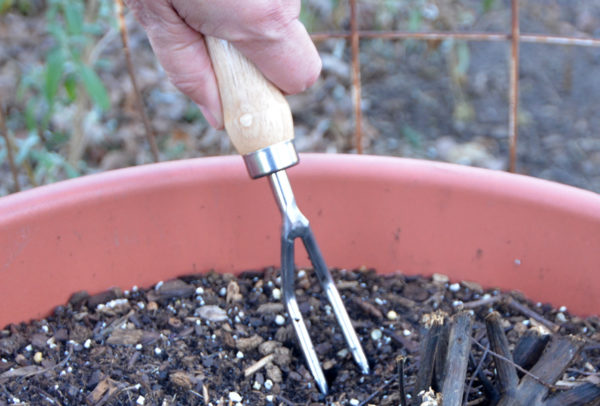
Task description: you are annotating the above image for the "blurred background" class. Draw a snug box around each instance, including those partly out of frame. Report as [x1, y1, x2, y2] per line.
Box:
[1, 0, 599, 196]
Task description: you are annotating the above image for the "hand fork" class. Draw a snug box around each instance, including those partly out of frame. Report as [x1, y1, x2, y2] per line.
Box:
[205, 37, 370, 394]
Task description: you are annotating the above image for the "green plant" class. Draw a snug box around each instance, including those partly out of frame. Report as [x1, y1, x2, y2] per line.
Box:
[15, 0, 114, 174]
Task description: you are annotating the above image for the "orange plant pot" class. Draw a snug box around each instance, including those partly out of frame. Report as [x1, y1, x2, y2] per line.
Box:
[1, 154, 599, 328]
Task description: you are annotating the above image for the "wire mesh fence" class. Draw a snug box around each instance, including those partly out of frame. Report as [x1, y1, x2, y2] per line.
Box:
[309, 0, 600, 173]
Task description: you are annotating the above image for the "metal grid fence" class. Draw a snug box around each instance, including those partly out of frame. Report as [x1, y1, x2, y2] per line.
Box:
[309, 0, 600, 172]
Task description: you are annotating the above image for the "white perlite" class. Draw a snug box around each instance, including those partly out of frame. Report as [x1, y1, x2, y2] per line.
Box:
[370, 329, 382, 340]
[274, 315, 286, 326]
[228, 392, 243, 402]
[136, 395, 145, 405]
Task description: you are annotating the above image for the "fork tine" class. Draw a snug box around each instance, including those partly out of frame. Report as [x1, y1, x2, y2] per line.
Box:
[302, 229, 371, 375]
[270, 170, 369, 394]
[282, 234, 329, 394]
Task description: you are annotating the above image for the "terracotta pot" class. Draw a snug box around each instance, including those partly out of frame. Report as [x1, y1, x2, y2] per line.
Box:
[1, 154, 599, 327]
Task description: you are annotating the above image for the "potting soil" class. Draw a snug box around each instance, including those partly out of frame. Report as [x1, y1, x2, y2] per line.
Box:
[0, 268, 599, 405]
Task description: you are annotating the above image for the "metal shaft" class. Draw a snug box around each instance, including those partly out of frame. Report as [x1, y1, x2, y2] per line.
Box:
[269, 170, 370, 394]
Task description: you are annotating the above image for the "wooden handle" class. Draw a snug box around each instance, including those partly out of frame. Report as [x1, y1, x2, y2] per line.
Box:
[205, 37, 294, 156]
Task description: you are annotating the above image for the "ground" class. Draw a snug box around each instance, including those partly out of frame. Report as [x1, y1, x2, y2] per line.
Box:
[1, 0, 600, 194]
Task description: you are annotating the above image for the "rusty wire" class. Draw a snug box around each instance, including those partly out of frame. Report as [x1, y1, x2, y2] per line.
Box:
[310, 0, 600, 173]
[349, 0, 362, 154]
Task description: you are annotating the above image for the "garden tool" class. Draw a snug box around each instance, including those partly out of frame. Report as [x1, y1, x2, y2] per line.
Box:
[205, 37, 370, 394]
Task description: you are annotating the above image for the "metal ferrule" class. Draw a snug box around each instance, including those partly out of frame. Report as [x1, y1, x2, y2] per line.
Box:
[242, 139, 299, 179]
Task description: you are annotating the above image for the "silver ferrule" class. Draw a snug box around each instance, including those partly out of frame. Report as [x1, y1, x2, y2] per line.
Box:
[242, 140, 299, 179]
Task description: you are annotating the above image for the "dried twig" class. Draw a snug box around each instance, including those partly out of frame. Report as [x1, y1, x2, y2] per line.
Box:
[276, 395, 298, 406]
[415, 311, 446, 395]
[485, 312, 519, 398]
[504, 296, 560, 333]
[544, 382, 600, 406]
[498, 335, 585, 405]
[0, 350, 71, 383]
[0, 100, 20, 192]
[441, 311, 474, 406]
[243, 353, 274, 377]
[471, 337, 553, 389]
[462, 294, 502, 309]
[465, 346, 489, 405]
[469, 352, 500, 404]
[383, 328, 419, 353]
[513, 327, 550, 371]
[114, 0, 159, 162]
[397, 355, 408, 406]
[358, 379, 394, 406]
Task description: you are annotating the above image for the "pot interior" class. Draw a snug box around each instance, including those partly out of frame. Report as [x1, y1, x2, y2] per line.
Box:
[1, 154, 599, 326]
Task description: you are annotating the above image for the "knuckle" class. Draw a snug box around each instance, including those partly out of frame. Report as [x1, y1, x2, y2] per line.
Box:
[246, 1, 298, 37]
[170, 72, 208, 99]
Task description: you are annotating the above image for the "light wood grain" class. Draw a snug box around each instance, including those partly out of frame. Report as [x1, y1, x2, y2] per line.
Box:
[205, 37, 294, 155]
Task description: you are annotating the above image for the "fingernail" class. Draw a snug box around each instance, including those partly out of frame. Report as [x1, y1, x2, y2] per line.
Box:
[199, 106, 223, 129]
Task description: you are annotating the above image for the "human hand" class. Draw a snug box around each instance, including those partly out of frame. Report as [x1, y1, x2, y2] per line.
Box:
[125, 0, 322, 129]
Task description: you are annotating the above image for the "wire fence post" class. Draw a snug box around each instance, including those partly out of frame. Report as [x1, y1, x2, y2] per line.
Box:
[508, 0, 520, 172]
[350, 0, 363, 154]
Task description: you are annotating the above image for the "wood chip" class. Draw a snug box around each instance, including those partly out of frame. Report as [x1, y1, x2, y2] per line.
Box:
[106, 329, 144, 346]
[244, 354, 274, 377]
[196, 305, 228, 322]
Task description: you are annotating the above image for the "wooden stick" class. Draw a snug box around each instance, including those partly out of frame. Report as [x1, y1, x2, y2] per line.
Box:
[435, 318, 450, 389]
[485, 312, 519, 399]
[543, 382, 600, 406]
[415, 311, 446, 395]
[499, 335, 585, 406]
[441, 311, 474, 406]
[513, 327, 550, 371]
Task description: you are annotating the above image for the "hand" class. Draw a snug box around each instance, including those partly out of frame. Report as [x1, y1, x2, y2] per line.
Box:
[125, 0, 322, 129]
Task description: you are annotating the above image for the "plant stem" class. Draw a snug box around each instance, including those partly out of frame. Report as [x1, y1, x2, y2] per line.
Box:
[0, 101, 21, 192]
[115, 0, 159, 162]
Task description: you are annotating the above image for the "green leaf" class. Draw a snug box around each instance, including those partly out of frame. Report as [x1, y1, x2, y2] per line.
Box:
[483, 0, 495, 13]
[15, 133, 39, 164]
[24, 98, 37, 131]
[77, 63, 110, 110]
[44, 48, 64, 104]
[0, 0, 14, 14]
[455, 42, 470, 76]
[402, 125, 422, 149]
[408, 8, 422, 32]
[63, 1, 83, 35]
[64, 74, 77, 102]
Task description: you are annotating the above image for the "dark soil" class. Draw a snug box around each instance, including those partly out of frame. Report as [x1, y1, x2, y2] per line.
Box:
[1, 268, 599, 406]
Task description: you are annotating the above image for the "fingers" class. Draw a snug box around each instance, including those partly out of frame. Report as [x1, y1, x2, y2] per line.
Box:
[171, 0, 322, 94]
[125, 0, 223, 128]
[126, 0, 321, 129]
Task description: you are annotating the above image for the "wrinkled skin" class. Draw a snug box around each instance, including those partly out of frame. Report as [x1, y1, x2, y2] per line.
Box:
[125, 0, 322, 128]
